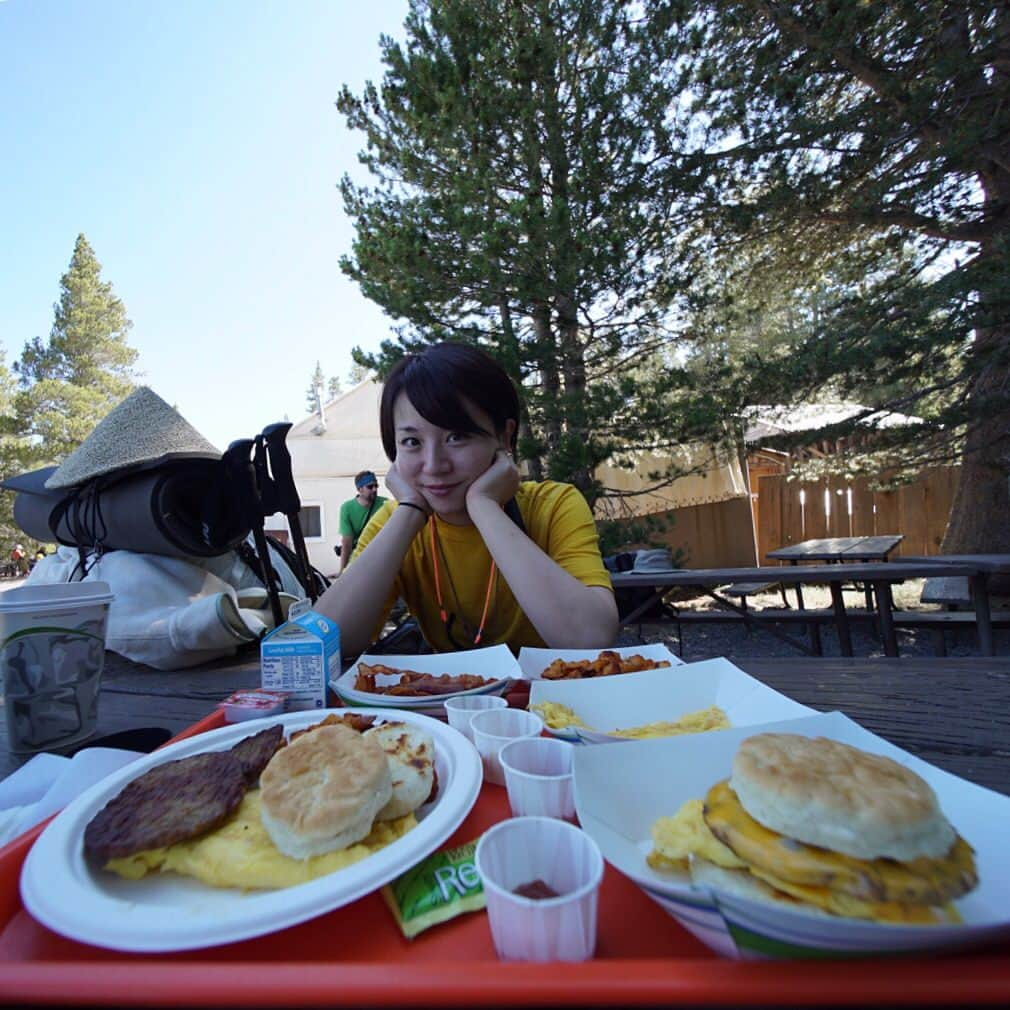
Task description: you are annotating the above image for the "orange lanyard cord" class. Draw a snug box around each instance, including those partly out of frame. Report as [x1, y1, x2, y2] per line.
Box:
[474, 559, 496, 645]
[428, 516, 448, 624]
[429, 514, 496, 645]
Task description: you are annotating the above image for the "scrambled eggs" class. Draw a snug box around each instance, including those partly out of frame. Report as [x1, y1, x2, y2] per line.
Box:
[647, 798, 745, 872]
[530, 701, 589, 730]
[105, 790, 417, 890]
[530, 701, 729, 739]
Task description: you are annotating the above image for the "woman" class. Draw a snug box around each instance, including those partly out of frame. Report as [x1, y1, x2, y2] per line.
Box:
[317, 343, 618, 655]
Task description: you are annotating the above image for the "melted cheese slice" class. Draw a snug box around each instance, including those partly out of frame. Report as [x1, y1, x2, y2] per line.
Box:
[703, 780, 977, 905]
[106, 791, 417, 890]
[746, 866, 944, 923]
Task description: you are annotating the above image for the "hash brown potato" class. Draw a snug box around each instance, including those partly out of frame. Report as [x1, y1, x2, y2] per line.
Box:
[541, 650, 671, 680]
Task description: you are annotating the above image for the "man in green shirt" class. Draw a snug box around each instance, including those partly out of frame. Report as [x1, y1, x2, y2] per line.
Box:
[338, 471, 387, 574]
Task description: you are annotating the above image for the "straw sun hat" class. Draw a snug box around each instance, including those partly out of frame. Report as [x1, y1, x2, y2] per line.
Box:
[44, 387, 220, 491]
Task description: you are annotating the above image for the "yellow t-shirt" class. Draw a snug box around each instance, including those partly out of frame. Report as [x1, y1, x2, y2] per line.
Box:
[352, 481, 613, 652]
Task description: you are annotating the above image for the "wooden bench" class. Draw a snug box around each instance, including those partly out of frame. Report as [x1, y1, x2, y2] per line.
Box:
[721, 582, 790, 612]
[667, 607, 1010, 656]
[891, 609, 1010, 656]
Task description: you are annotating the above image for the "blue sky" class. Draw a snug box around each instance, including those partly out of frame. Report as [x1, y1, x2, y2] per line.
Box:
[0, 0, 408, 450]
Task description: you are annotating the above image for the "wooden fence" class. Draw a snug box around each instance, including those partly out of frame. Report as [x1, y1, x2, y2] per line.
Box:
[756, 467, 960, 563]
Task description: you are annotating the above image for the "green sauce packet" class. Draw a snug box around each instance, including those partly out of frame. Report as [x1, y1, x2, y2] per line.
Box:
[382, 838, 486, 939]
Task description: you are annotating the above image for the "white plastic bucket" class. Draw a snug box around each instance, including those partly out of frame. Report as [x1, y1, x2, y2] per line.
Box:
[0, 582, 114, 753]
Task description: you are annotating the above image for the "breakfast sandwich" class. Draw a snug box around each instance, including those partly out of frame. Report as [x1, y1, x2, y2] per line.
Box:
[649, 733, 978, 924]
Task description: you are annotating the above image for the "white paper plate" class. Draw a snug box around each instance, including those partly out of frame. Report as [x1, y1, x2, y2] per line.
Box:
[516, 643, 683, 681]
[573, 710, 1010, 959]
[20, 708, 482, 953]
[332, 645, 519, 718]
[529, 657, 814, 742]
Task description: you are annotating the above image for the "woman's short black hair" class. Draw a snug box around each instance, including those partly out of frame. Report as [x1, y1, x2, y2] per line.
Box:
[380, 343, 520, 460]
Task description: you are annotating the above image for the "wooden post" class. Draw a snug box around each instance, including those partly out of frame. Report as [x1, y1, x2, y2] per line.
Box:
[874, 484, 901, 553]
[803, 478, 828, 541]
[850, 477, 875, 538]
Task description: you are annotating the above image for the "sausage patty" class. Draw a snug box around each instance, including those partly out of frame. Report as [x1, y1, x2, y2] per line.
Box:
[83, 750, 247, 862]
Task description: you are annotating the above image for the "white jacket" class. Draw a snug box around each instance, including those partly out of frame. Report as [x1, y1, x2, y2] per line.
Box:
[27, 541, 304, 670]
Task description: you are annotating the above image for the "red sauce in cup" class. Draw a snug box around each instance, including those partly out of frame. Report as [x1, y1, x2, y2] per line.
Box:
[513, 878, 560, 900]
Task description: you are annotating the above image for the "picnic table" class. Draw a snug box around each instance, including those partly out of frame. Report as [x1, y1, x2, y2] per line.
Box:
[767, 534, 905, 613]
[611, 559, 1001, 658]
[767, 534, 905, 563]
[1, 648, 1009, 1007]
[2, 650, 1008, 793]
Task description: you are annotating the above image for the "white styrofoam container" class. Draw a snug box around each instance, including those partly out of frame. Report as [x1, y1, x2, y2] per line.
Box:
[573, 710, 1010, 960]
[529, 657, 814, 742]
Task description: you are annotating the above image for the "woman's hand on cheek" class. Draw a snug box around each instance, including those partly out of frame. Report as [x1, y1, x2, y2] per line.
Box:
[386, 461, 430, 514]
[466, 449, 520, 511]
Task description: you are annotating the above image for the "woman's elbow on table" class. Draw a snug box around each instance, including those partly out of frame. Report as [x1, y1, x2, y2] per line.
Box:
[542, 588, 619, 649]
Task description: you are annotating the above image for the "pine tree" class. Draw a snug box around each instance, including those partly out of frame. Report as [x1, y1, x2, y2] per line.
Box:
[667, 1, 1010, 553]
[14, 234, 137, 465]
[305, 361, 325, 415]
[0, 350, 29, 543]
[347, 360, 369, 387]
[327, 375, 342, 400]
[338, 0, 687, 499]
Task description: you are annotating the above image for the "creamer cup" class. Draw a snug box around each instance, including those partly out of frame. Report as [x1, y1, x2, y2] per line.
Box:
[499, 736, 575, 820]
[470, 708, 543, 786]
[444, 694, 508, 742]
[475, 816, 604, 962]
[0, 582, 113, 753]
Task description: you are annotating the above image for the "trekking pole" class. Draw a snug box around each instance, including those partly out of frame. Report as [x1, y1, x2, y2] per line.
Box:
[223, 438, 285, 627]
[261, 422, 318, 602]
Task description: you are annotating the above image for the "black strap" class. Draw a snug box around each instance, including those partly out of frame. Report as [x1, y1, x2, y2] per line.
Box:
[348, 497, 379, 546]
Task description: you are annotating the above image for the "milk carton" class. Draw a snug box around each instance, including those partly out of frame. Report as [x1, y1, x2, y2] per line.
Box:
[260, 607, 340, 711]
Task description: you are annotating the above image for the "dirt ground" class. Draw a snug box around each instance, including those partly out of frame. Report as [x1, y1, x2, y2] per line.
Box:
[622, 579, 1010, 660]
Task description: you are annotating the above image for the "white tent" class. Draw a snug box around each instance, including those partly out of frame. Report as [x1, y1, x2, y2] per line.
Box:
[270, 378, 753, 574]
[594, 443, 748, 520]
[744, 402, 921, 444]
[264, 379, 388, 576]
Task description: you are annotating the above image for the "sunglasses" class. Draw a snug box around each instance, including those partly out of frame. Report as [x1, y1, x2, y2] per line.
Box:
[361, 483, 378, 490]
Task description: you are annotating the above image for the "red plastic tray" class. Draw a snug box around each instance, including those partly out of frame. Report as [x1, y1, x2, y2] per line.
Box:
[1, 709, 1009, 1006]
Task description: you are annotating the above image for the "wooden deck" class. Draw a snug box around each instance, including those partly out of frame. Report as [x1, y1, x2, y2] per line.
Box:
[2, 651, 1008, 795]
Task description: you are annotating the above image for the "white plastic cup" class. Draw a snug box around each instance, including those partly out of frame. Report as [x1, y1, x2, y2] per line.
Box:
[470, 708, 544, 786]
[475, 816, 604, 962]
[444, 694, 508, 742]
[0, 582, 114, 753]
[499, 736, 575, 820]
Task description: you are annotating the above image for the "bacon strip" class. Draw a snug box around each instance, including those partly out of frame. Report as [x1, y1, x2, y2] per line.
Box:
[354, 663, 495, 696]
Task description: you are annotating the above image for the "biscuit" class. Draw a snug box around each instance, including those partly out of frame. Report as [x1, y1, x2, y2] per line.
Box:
[259, 724, 392, 859]
[730, 734, 955, 860]
[365, 722, 435, 820]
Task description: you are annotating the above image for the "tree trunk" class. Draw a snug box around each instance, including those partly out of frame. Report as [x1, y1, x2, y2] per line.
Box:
[533, 303, 563, 459]
[496, 290, 543, 480]
[941, 161, 1010, 562]
[940, 321, 1010, 557]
